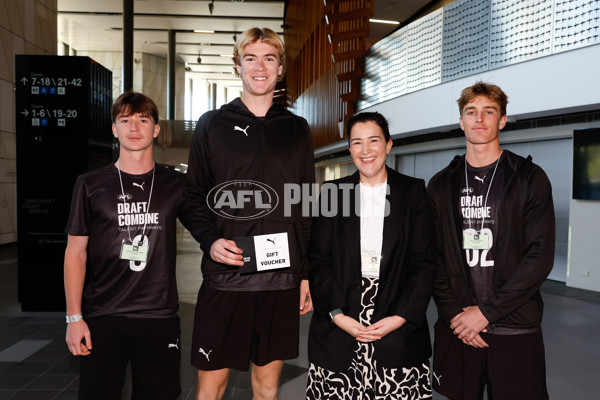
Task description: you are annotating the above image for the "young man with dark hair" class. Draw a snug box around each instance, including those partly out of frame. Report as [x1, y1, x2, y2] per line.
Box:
[428, 82, 555, 400]
[183, 27, 315, 400]
[64, 91, 186, 399]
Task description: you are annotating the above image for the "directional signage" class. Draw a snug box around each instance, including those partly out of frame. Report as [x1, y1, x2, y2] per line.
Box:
[15, 55, 112, 311]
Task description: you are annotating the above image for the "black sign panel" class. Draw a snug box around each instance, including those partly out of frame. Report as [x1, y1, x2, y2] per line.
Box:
[15, 55, 112, 311]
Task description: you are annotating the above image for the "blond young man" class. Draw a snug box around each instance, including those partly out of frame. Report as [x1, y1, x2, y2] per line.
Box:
[183, 27, 315, 400]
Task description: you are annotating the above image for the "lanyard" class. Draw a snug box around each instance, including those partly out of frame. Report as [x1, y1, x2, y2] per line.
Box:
[116, 160, 155, 241]
[464, 153, 501, 232]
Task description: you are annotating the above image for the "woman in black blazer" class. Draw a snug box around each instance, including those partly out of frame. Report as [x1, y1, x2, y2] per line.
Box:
[306, 112, 436, 399]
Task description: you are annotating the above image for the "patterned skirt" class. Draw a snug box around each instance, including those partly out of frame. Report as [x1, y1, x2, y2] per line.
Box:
[306, 277, 432, 400]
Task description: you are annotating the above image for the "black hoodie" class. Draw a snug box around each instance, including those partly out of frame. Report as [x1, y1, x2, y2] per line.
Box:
[183, 98, 315, 281]
[427, 150, 555, 330]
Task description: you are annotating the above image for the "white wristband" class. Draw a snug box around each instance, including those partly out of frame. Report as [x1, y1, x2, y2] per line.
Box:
[65, 313, 83, 323]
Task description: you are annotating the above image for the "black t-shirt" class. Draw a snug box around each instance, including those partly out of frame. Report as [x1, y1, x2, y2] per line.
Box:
[65, 163, 185, 319]
[459, 154, 504, 308]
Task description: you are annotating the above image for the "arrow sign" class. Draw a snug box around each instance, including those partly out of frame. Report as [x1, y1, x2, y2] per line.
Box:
[21, 77, 28, 85]
[20, 109, 29, 117]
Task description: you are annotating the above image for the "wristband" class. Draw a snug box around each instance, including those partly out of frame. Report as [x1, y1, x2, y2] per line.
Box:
[65, 313, 83, 323]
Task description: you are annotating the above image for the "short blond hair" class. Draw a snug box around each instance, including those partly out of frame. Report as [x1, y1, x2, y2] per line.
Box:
[232, 27, 286, 81]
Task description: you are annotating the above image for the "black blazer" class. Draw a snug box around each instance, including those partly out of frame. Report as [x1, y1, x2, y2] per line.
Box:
[308, 167, 436, 371]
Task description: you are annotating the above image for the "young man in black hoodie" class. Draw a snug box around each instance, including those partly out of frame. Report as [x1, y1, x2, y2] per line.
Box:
[427, 82, 555, 400]
[183, 27, 315, 400]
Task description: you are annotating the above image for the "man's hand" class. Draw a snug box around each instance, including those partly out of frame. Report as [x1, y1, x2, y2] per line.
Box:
[460, 333, 489, 348]
[450, 305, 489, 348]
[65, 320, 92, 356]
[209, 238, 244, 266]
[299, 279, 313, 315]
[356, 316, 406, 343]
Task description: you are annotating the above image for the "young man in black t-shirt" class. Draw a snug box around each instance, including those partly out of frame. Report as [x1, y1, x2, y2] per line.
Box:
[64, 92, 186, 399]
[427, 82, 555, 400]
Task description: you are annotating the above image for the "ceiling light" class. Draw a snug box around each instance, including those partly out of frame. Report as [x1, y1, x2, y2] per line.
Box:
[369, 18, 400, 25]
[194, 30, 214, 33]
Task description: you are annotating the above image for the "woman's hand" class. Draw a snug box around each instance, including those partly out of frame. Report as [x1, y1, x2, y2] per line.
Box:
[356, 315, 406, 343]
[332, 314, 368, 337]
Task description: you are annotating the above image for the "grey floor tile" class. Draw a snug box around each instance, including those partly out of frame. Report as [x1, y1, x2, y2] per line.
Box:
[65, 378, 78, 391]
[181, 387, 196, 400]
[0, 340, 52, 362]
[23, 350, 68, 363]
[278, 373, 306, 399]
[23, 374, 78, 390]
[0, 390, 17, 400]
[45, 360, 79, 375]
[3, 362, 54, 375]
[0, 364, 16, 375]
[6, 390, 60, 400]
[280, 363, 308, 385]
[180, 367, 198, 392]
[0, 374, 37, 390]
[51, 390, 78, 400]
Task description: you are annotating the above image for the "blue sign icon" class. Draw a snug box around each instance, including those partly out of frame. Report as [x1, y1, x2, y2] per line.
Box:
[40, 87, 49, 95]
[49, 87, 57, 95]
[41, 119, 49, 126]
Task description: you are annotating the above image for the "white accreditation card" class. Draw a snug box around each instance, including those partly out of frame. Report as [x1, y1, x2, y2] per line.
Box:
[463, 232, 490, 250]
[120, 238, 149, 262]
[361, 252, 381, 277]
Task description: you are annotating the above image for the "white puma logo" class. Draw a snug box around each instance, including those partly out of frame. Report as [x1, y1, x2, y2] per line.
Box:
[199, 347, 212, 361]
[168, 339, 179, 350]
[234, 125, 249, 136]
[474, 175, 486, 183]
[133, 182, 145, 190]
[433, 371, 442, 386]
[267, 238, 276, 245]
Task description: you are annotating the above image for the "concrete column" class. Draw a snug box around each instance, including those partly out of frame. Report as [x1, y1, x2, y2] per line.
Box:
[210, 82, 217, 110]
[122, 0, 134, 91]
[167, 30, 176, 120]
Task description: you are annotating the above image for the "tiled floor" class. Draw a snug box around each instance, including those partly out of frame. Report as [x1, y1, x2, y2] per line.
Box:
[1, 227, 599, 399]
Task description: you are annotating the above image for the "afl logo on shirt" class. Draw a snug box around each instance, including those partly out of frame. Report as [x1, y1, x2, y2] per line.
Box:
[207, 180, 279, 220]
[117, 193, 133, 201]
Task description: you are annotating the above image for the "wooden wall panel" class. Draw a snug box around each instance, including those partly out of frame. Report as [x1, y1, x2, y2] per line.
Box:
[285, 0, 373, 149]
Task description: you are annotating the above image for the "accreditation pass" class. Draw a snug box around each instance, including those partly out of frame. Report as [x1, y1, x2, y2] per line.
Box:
[120, 238, 149, 262]
[463, 232, 490, 250]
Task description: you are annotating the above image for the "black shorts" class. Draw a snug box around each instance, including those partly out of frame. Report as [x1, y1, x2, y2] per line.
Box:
[79, 316, 181, 400]
[191, 282, 300, 371]
[432, 320, 548, 400]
